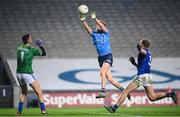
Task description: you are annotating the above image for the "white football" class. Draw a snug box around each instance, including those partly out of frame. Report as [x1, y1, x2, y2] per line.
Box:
[78, 5, 88, 14]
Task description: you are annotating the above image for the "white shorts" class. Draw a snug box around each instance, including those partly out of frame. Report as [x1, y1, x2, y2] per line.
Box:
[133, 73, 153, 87]
[17, 73, 38, 86]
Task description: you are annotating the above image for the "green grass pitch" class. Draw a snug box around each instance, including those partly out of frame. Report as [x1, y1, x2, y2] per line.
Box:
[0, 106, 180, 116]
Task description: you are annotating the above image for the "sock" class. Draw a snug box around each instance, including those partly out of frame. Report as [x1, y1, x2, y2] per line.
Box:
[112, 104, 119, 110]
[101, 88, 106, 92]
[119, 87, 124, 91]
[40, 102, 46, 111]
[166, 92, 172, 97]
[18, 102, 23, 113]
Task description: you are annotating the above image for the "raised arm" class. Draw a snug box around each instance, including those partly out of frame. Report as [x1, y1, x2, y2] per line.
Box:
[35, 39, 46, 56]
[90, 12, 108, 32]
[137, 42, 147, 55]
[79, 14, 93, 36]
[82, 20, 93, 36]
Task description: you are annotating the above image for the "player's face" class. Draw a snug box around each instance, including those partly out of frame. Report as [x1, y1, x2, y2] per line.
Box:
[137, 40, 143, 51]
[28, 35, 32, 44]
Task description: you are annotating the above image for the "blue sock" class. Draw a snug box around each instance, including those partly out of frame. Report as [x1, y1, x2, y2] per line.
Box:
[18, 102, 23, 113]
[112, 104, 119, 110]
[40, 102, 46, 111]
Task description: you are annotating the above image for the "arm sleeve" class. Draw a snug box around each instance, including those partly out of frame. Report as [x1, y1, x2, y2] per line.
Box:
[91, 31, 95, 38]
[39, 47, 46, 56]
[32, 47, 42, 56]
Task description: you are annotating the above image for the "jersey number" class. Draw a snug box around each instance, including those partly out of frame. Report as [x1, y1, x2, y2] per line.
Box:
[148, 55, 152, 66]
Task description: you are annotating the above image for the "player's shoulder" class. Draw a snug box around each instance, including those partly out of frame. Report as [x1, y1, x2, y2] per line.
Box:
[29, 46, 39, 51]
[29, 45, 35, 48]
[17, 44, 24, 47]
[17, 44, 25, 50]
[92, 31, 97, 34]
[105, 31, 110, 36]
[92, 31, 109, 35]
[144, 48, 151, 55]
[16, 44, 30, 52]
[140, 48, 148, 55]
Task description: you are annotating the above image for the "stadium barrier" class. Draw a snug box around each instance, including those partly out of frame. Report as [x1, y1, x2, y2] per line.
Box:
[7, 58, 180, 91]
[0, 54, 19, 108]
[27, 90, 179, 108]
[0, 86, 13, 108]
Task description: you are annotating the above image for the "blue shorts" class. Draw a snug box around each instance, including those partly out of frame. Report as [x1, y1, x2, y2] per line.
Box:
[98, 53, 113, 67]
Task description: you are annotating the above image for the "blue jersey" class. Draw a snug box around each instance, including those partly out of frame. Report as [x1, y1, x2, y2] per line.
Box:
[137, 49, 152, 75]
[91, 31, 112, 56]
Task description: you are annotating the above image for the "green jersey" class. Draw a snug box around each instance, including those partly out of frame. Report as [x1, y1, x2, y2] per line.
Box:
[16, 44, 42, 74]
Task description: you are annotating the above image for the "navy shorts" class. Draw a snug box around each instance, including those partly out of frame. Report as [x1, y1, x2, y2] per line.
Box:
[98, 53, 113, 68]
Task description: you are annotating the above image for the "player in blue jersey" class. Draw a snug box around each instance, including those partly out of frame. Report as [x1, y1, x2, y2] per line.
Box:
[104, 39, 177, 113]
[80, 12, 130, 99]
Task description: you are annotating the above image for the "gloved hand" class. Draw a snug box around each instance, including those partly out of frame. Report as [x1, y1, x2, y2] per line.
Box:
[79, 13, 87, 22]
[35, 39, 43, 47]
[90, 12, 96, 20]
[128, 56, 136, 65]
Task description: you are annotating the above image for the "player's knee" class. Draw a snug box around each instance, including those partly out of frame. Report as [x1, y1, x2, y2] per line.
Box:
[21, 90, 27, 95]
[100, 71, 106, 78]
[22, 92, 27, 96]
[122, 89, 129, 95]
[148, 95, 156, 101]
[149, 98, 156, 101]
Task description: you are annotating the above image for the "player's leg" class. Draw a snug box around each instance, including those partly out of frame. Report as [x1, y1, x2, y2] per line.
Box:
[100, 62, 110, 89]
[144, 85, 166, 101]
[96, 62, 110, 98]
[105, 69, 131, 100]
[106, 69, 123, 90]
[144, 85, 177, 104]
[17, 74, 28, 115]
[104, 81, 139, 113]
[17, 85, 28, 115]
[30, 79, 47, 114]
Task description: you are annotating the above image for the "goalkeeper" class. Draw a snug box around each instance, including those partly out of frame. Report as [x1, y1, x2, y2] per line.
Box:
[16, 34, 47, 115]
[79, 12, 130, 99]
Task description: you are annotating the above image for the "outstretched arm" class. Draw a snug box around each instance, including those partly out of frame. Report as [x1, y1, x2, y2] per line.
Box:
[94, 18, 108, 32]
[35, 39, 46, 56]
[91, 12, 108, 32]
[79, 14, 93, 36]
[128, 56, 138, 68]
[82, 20, 93, 36]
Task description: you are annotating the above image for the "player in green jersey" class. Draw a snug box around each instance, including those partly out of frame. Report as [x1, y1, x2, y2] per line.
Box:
[16, 34, 47, 115]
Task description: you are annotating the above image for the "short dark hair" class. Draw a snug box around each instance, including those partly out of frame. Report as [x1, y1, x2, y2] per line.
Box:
[22, 34, 30, 44]
[142, 39, 150, 48]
